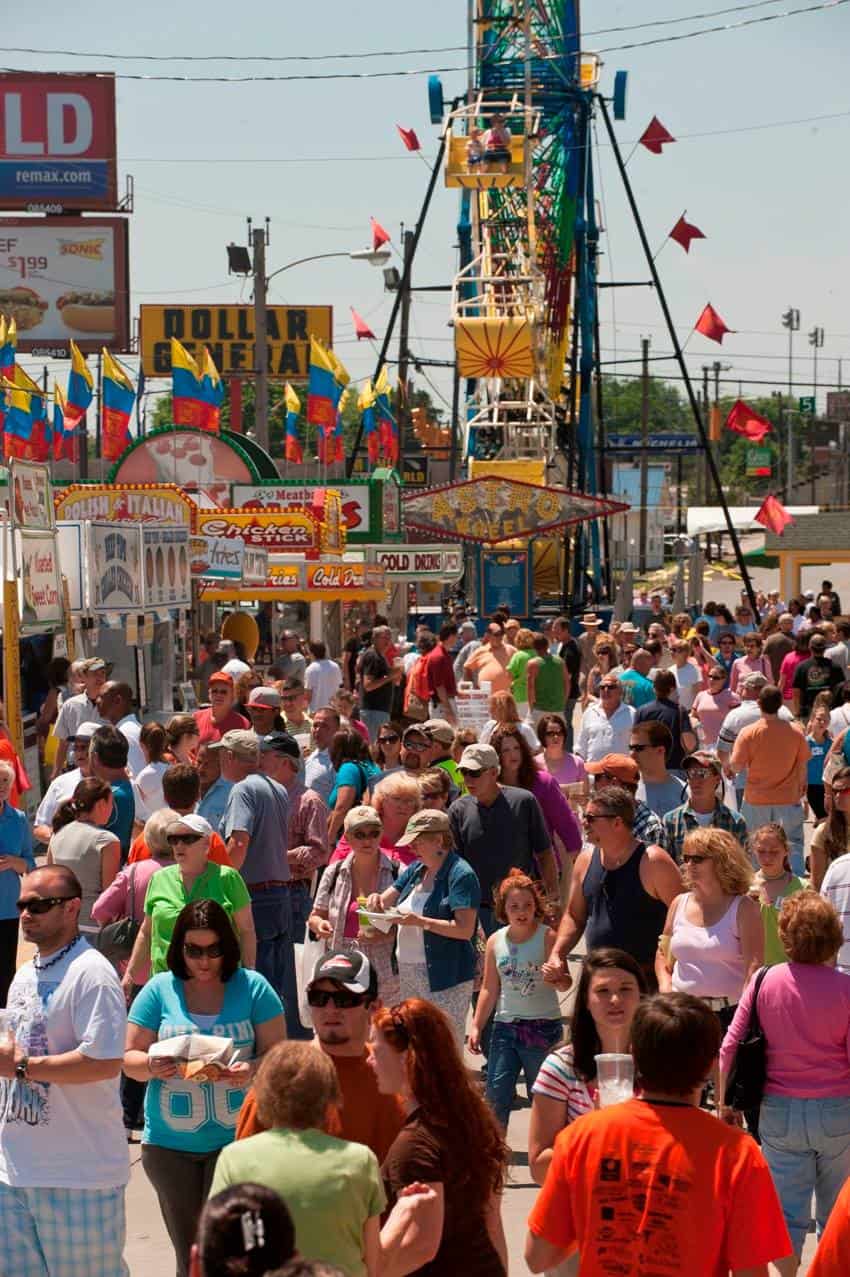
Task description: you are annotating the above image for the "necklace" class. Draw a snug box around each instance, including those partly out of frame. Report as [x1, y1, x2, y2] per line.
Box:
[33, 934, 81, 972]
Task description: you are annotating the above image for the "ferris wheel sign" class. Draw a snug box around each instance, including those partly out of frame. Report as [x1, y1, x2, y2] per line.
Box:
[402, 477, 628, 545]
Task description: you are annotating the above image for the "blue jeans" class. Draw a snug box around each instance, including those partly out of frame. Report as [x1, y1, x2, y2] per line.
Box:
[741, 800, 805, 876]
[486, 1019, 564, 1129]
[360, 708, 390, 742]
[288, 880, 312, 945]
[760, 1093, 850, 1255]
[251, 887, 305, 1040]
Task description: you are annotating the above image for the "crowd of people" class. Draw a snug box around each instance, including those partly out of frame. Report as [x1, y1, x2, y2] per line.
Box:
[2, 583, 850, 1274]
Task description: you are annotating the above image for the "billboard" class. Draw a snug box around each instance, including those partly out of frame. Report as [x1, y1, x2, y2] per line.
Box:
[139, 305, 333, 379]
[0, 216, 129, 355]
[17, 530, 64, 633]
[89, 521, 143, 612]
[0, 73, 117, 212]
[232, 482, 371, 534]
[55, 483, 195, 526]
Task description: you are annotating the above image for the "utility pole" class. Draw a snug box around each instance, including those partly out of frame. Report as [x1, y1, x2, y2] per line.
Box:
[397, 228, 414, 472]
[638, 336, 650, 574]
[809, 326, 824, 503]
[700, 366, 710, 558]
[252, 222, 269, 452]
[781, 306, 800, 499]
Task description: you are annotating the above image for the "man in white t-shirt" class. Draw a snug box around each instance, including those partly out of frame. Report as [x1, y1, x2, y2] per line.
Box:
[0, 865, 128, 1276]
[670, 640, 704, 712]
[304, 640, 343, 710]
[51, 657, 110, 778]
[97, 681, 145, 779]
[33, 721, 98, 845]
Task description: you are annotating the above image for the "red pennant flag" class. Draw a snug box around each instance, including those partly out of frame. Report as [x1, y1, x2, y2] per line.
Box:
[638, 116, 676, 155]
[370, 217, 390, 250]
[754, 494, 794, 536]
[396, 124, 421, 152]
[694, 303, 732, 345]
[725, 399, 773, 443]
[350, 308, 376, 341]
[669, 213, 705, 253]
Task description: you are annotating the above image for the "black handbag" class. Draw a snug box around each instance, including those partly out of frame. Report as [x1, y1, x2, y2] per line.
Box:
[92, 865, 141, 964]
[724, 966, 769, 1112]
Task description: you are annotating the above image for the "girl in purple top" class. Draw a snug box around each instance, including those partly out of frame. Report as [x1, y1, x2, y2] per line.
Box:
[490, 725, 582, 872]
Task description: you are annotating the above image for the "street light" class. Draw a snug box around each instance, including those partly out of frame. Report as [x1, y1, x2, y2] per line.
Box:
[225, 232, 391, 451]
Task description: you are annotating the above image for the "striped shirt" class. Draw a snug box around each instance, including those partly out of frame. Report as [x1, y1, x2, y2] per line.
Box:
[531, 1043, 596, 1123]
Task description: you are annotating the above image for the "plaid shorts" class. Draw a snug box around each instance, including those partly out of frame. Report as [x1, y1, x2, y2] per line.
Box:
[0, 1183, 128, 1277]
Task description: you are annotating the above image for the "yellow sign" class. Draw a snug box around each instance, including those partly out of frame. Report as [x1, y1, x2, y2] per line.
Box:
[139, 305, 334, 379]
[2, 579, 23, 758]
[54, 484, 195, 526]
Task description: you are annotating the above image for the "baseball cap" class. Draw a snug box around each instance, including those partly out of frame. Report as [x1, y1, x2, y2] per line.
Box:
[682, 750, 722, 776]
[742, 672, 769, 690]
[72, 721, 100, 743]
[79, 657, 112, 676]
[422, 718, 455, 746]
[396, 809, 451, 846]
[209, 671, 235, 688]
[167, 813, 214, 838]
[344, 805, 382, 834]
[207, 729, 259, 759]
[459, 743, 500, 772]
[248, 686, 281, 709]
[585, 753, 640, 784]
[308, 948, 375, 996]
[259, 731, 300, 760]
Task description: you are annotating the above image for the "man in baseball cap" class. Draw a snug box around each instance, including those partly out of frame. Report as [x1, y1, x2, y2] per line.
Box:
[235, 945, 405, 1158]
[585, 754, 666, 849]
[207, 729, 260, 761]
[195, 671, 250, 746]
[50, 659, 112, 778]
[421, 719, 466, 797]
[662, 750, 748, 863]
[395, 808, 452, 846]
[34, 720, 99, 843]
[246, 686, 286, 737]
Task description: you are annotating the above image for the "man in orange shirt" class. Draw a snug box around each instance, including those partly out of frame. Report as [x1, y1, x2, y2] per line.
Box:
[809, 1173, 850, 1276]
[730, 683, 810, 875]
[236, 949, 404, 1161]
[526, 992, 792, 1277]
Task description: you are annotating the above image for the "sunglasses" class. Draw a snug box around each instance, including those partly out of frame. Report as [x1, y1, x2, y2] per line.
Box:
[16, 895, 80, 915]
[459, 767, 483, 778]
[685, 767, 715, 780]
[349, 827, 381, 840]
[583, 812, 615, 824]
[282, 694, 301, 703]
[709, 673, 725, 680]
[629, 743, 648, 753]
[378, 734, 400, 744]
[682, 853, 709, 865]
[403, 739, 429, 752]
[544, 729, 565, 739]
[307, 988, 366, 1009]
[167, 833, 203, 847]
[600, 685, 618, 693]
[184, 941, 223, 959]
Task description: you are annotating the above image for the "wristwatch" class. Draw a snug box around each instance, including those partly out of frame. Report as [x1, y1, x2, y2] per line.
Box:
[15, 1055, 29, 1082]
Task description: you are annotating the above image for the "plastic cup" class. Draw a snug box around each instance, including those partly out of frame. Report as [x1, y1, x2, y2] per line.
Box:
[595, 1053, 634, 1107]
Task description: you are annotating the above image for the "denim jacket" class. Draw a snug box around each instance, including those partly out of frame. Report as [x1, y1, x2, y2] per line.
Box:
[394, 850, 480, 993]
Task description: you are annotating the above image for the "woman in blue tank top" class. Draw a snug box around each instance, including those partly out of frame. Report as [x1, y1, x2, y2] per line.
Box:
[470, 869, 565, 1129]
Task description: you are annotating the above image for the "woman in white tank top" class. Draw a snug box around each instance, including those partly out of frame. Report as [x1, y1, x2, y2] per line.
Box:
[655, 827, 763, 1012]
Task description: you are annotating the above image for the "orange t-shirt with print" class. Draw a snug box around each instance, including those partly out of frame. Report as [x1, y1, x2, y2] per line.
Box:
[127, 829, 230, 866]
[807, 1173, 850, 1277]
[527, 1098, 791, 1277]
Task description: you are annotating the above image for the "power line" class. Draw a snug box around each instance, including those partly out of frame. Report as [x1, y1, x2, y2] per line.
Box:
[1, 0, 842, 83]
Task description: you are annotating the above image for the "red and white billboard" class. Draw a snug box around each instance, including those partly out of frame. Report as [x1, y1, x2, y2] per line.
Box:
[0, 73, 117, 211]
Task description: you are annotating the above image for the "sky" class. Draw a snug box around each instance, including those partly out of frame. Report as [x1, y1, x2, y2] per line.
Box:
[6, 0, 850, 427]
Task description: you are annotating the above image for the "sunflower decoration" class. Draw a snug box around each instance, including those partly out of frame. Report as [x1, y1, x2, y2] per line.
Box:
[454, 318, 536, 380]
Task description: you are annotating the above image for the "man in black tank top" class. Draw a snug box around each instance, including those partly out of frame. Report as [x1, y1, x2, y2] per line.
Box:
[542, 786, 682, 989]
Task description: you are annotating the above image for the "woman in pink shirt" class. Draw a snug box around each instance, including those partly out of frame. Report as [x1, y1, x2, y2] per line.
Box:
[720, 892, 850, 1271]
[729, 633, 772, 696]
[779, 631, 811, 701]
[691, 666, 741, 747]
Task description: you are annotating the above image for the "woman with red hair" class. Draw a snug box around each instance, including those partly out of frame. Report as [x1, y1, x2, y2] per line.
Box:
[371, 998, 509, 1275]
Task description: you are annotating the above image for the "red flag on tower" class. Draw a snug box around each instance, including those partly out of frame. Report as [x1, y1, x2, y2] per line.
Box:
[695, 303, 732, 345]
[638, 116, 676, 154]
[725, 399, 772, 444]
[754, 494, 794, 536]
[350, 308, 376, 341]
[396, 125, 421, 152]
[669, 214, 705, 253]
[370, 217, 390, 250]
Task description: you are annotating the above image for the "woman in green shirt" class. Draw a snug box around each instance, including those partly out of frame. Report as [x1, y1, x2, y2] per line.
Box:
[123, 813, 255, 996]
[750, 823, 805, 966]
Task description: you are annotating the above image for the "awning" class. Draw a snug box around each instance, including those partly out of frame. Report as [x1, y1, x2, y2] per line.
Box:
[687, 507, 819, 537]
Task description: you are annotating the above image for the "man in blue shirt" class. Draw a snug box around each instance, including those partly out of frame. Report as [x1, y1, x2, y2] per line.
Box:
[196, 740, 233, 836]
[304, 707, 339, 803]
[89, 726, 135, 865]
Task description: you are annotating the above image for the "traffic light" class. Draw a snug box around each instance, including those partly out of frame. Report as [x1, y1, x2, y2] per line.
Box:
[809, 327, 824, 348]
[781, 308, 800, 332]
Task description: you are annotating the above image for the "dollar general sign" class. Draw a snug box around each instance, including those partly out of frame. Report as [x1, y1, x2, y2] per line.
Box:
[139, 305, 333, 379]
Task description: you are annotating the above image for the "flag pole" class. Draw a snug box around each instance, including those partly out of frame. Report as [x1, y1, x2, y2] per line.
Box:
[598, 95, 760, 619]
[96, 351, 103, 483]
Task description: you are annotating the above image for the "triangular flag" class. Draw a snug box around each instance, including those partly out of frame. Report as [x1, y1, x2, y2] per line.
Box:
[725, 399, 773, 444]
[754, 494, 794, 536]
[350, 308, 376, 341]
[669, 213, 705, 253]
[370, 217, 390, 250]
[396, 124, 421, 152]
[638, 116, 675, 154]
[694, 303, 732, 345]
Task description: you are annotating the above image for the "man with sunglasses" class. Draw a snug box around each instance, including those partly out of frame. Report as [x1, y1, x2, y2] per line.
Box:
[400, 725, 431, 775]
[585, 753, 666, 849]
[420, 720, 465, 798]
[576, 676, 635, 763]
[543, 786, 682, 990]
[662, 752, 748, 865]
[194, 671, 250, 746]
[235, 949, 405, 1159]
[0, 865, 129, 1276]
[280, 678, 313, 751]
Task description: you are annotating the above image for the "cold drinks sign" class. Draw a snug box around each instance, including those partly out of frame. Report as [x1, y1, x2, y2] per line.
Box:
[0, 73, 118, 211]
